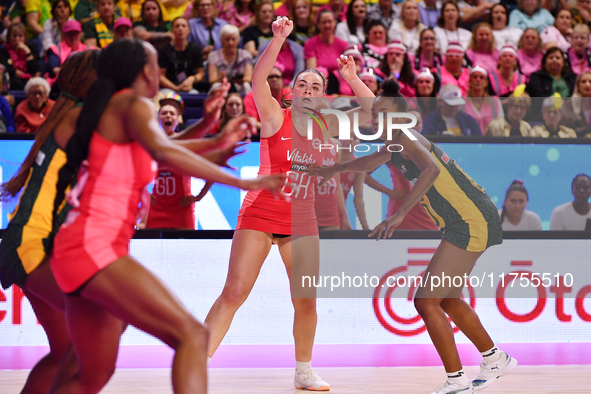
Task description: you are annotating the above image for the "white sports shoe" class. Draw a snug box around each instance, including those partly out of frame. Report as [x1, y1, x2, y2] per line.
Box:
[472, 351, 517, 391]
[430, 380, 474, 394]
[294, 369, 330, 391]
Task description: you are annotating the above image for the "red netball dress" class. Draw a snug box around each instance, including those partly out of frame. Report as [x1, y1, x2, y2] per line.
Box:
[51, 132, 156, 293]
[236, 107, 323, 236]
[386, 161, 438, 230]
[146, 165, 195, 229]
[314, 144, 340, 227]
[340, 172, 356, 199]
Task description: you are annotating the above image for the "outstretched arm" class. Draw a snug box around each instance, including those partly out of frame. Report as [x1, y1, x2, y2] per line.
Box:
[310, 149, 391, 187]
[127, 98, 284, 191]
[369, 136, 440, 240]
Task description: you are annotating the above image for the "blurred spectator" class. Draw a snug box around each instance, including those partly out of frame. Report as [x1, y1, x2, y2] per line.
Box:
[565, 24, 591, 75]
[422, 84, 481, 136]
[570, 0, 591, 25]
[508, 0, 554, 33]
[319, 0, 348, 23]
[187, 0, 228, 59]
[490, 44, 527, 97]
[41, 0, 72, 58]
[526, 47, 576, 106]
[439, 41, 470, 96]
[388, 0, 426, 57]
[3, 0, 27, 38]
[434, 0, 471, 53]
[464, 65, 504, 135]
[275, 0, 293, 17]
[486, 90, 533, 136]
[0, 66, 15, 107]
[26, 0, 52, 38]
[114, 17, 134, 39]
[133, 0, 174, 48]
[414, 28, 443, 73]
[158, 16, 204, 92]
[530, 96, 577, 137]
[366, 161, 438, 230]
[208, 92, 244, 134]
[0, 23, 40, 90]
[162, 0, 191, 20]
[335, 0, 367, 46]
[550, 174, 591, 230]
[75, 0, 118, 27]
[117, 0, 144, 22]
[358, 68, 383, 95]
[491, 3, 523, 49]
[516, 28, 544, 78]
[14, 77, 54, 133]
[219, 0, 255, 33]
[256, 39, 304, 87]
[419, 0, 441, 29]
[540, 9, 573, 52]
[499, 180, 542, 230]
[378, 40, 416, 97]
[360, 20, 389, 69]
[411, 67, 440, 119]
[466, 23, 498, 75]
[46, 20, 90, 80]
[304, 10, 348, 82]
[289, 0, 315, 46]
[159, 91, 185, 125]
[458, 0, 495, 30]
[242, 0, 274, 58]
[561, 70, 591, 136]
[83, 0, 118, 48]
[367, 0, 400, 30]
[208, 24, 252, 94]
[243, 65, 290, 128]
[0, 74, 14, 132]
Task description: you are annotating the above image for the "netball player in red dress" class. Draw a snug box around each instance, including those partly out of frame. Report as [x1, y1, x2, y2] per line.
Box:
[338, 136, 369, 230]
[49, 39, 284, 394]
[203, 17, 374, 391]
[144, 103, 247, 229]
[315, 138, 351, 231]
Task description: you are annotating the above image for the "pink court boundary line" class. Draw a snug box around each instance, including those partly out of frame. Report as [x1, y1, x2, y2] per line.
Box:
[1, 343, 590, 370]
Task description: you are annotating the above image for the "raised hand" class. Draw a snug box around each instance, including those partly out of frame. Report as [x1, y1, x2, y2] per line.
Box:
[272, 16, 293, 39]
[216, 114, 256, 150]
[368, 212, 405, 241]
[203, 77, 231, 123]
[337, 55, 358, 82]
[206, 142, 247, 171]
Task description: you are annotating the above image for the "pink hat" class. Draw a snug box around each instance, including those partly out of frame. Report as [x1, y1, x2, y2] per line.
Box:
[273, 62, 285, 73]
[499, 43, 517, 57]
[62, 20, 82, 34]
[445, 41, 464, 56]
[387, 39, 407, 54]
[359, 69, 377, 82]
[114, 17, 133, 30]
[470, 65, 487, 77]
[415, 67, 435, 82]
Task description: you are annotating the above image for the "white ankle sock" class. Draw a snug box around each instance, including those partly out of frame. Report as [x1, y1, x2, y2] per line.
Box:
[296, 361, 311, 374]
[446, 369, 469, 386]
[207, 357, 211, 367]
[480, 346, 502, 363]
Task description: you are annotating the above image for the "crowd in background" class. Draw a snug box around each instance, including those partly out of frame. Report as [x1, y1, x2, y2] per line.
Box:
[0, 0, 591, 135]
[0, 0, 590, 230]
